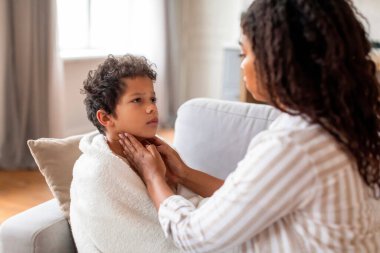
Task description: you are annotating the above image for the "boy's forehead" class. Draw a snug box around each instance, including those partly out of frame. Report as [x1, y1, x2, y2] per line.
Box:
[121, 76, 155, 95]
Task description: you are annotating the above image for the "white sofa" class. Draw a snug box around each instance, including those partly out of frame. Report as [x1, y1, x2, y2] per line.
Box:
[0, 98, 280, 253]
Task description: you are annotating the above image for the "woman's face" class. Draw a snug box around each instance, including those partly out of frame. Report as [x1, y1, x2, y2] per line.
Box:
[240, 34, 267, 102]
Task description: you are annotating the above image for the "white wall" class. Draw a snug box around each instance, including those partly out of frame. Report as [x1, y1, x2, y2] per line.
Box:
[353, 0, 380, 41]
[178, 0, 243, 100]
[61, 58, 104, 136]
[0, 0, 6, 142]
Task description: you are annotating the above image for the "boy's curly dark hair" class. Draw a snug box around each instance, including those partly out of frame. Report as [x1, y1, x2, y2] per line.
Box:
[241, 0, 380, 193]
[81, 54, 157, 134]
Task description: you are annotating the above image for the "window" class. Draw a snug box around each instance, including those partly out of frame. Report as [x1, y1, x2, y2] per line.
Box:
[57, 0, 145, 57]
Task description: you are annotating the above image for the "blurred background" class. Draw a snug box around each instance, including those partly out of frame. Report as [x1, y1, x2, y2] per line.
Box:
[0, 0, 379, 222]
[0, 0, 253, 169]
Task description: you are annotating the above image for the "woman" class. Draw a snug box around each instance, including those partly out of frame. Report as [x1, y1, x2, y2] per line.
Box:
[119, 0, 380, 252]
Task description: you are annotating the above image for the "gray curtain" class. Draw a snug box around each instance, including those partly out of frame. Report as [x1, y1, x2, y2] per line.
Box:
[0, 0, 57, 169]
[165, 0, 185, 126]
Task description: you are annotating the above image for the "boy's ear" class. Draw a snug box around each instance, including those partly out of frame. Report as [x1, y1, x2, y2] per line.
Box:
[96, 109, 114, 128]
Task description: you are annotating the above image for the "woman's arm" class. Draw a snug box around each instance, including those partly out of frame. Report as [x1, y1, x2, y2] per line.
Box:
[119, 133, 175, 209]
[179, 165, 224, 197]
[145, 176, 174, 210]
[120, 133, 317, 253]
[148, 136, 224, 198]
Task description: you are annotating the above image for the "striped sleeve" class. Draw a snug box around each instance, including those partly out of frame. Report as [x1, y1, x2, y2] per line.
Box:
[158, 135, 318, 253]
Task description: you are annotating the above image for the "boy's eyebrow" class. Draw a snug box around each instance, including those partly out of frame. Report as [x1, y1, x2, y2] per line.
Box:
[129, 92, 156, 96]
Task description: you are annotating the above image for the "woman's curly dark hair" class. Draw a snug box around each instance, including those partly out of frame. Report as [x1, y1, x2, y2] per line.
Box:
[241, 0, 380, 193]
[81, 54, 157, 134]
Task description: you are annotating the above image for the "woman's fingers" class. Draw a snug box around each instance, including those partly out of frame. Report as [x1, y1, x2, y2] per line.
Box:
[122, 148, 134, 162]
[122, 146, 143, 176]
[121, 146, 136, 165]
[119, 133, 145, 155]
[146, 137, 174, 157]
[154, 143, 174, 159]
[124, 133, 145, 153]
[155, 141, 176, 156]
[146, 144, 160, 158]
[149, 136, 165, 146]
[118, 133, 169, 184]
[119, 134, 142, 172]
[119, 134, 137, 153]
[119, 139, 132, 154]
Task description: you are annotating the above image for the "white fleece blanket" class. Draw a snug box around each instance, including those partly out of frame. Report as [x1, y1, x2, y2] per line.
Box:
[70, 132, 180, 253]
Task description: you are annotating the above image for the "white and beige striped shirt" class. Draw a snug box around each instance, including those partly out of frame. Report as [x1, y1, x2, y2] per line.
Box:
[158, 113, 380, 253]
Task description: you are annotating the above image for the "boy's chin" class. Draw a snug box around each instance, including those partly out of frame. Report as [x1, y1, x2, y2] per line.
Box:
[134, 132, 157, 141]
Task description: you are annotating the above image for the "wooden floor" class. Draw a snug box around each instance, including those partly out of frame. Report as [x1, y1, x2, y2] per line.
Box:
[0, 170, 52, 223]
[0, 129, 174, 223]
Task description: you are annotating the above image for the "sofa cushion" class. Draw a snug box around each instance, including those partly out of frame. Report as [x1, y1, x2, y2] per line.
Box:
[173, 98, 280, 179]
[27, 133, 91, 220]
[0, 199, 76, 253]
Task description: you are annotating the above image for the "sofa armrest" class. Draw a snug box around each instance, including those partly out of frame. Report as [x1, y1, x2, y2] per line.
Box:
[173, 98, 280, 179]
[0, 199, 76, 253]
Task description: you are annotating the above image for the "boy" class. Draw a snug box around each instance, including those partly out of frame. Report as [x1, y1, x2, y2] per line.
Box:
[69, 55, 180, 253]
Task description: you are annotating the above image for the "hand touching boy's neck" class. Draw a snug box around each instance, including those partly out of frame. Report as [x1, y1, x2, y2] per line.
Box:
[105, 132, 146, 158]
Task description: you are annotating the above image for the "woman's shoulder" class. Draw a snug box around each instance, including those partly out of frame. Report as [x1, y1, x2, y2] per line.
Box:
[255, 112, 332, 147]
[264, 113, 354, 179]
[247, 117, 322, 151]
[246, 113, 349, 172]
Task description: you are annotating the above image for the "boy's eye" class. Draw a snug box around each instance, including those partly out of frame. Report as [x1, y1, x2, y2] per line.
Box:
[239, 53, 246, 59]
[132, 98, 142, 103]
[151, 97, 157, 103]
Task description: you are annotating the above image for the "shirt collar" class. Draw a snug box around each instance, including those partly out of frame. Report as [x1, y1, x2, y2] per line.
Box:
[269, 112, 313, 131]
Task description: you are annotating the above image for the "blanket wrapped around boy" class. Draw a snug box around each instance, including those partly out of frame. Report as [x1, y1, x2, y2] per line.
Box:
[70, 132, 184, 253]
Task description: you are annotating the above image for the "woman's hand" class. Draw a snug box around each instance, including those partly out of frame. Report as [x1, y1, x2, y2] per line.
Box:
[119, 133, 166, 184]
[149, 136, 224, 198]
[119, 133, 175, 209]
[148, 136, 189, 184]
[120, 134, 223, 198]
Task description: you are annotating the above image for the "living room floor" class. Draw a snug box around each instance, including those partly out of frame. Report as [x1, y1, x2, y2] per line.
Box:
[0, 129, 174, 223]
[0, 170, 52, 223]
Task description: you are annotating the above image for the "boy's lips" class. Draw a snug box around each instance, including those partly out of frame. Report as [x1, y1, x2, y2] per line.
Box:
[147, 118, 159, 125]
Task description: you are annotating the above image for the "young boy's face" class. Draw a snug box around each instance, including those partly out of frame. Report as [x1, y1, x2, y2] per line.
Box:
[109, 76, 158, 139]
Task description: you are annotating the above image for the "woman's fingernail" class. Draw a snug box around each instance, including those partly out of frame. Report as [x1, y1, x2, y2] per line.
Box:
[124, 133, 128, 137]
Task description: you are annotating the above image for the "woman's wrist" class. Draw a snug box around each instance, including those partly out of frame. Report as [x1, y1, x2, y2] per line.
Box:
[145, 174, 175, 209]
[143, 170, 164, 186]
[178, 164, 191, 184]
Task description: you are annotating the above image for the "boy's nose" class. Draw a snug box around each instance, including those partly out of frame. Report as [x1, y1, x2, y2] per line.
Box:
[146, 104, 156, 113]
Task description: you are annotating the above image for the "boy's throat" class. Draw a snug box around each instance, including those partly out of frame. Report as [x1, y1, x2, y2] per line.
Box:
[105, 133, 147, 158]
[107, 138, 125, 158]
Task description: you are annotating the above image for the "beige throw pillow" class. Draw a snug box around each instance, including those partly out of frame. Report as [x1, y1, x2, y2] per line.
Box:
[27, 133, 90, 220]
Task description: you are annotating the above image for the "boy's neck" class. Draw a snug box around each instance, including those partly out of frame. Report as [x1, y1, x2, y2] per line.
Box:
[106, 136, 125, 158]
[105, 132, 145, 159]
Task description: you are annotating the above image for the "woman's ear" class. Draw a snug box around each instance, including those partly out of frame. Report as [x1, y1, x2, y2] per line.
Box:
[96, 109, 114, 128]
